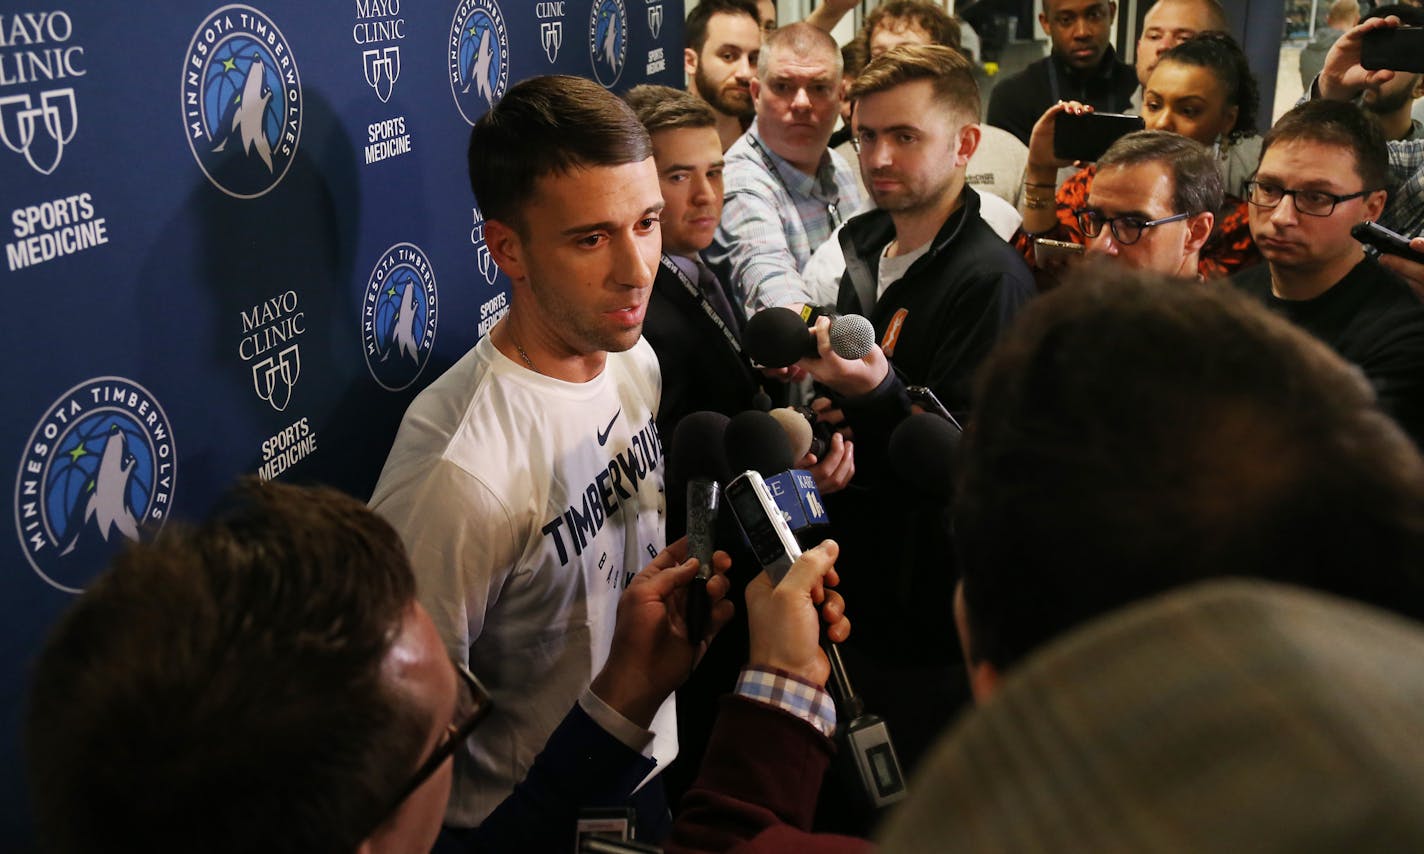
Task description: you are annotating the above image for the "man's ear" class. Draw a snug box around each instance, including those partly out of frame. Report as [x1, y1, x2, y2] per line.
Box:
[684, 47, 699, 81]
[1038, 12, 1051, 37]
[1184, 210, 1215, 254]
[954, 580, 1000, 703]
[749, 76, 762, 102]
[1364, 188, 1389, 223]
[483, 219, 527, 284]
[955, 123, 982, 167]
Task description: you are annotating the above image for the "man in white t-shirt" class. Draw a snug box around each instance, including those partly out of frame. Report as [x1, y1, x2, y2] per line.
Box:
[369, 75, 681, 841]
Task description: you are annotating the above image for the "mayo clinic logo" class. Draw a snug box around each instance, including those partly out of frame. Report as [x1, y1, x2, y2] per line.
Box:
[589, 0, 628, 89]
[648, 4, 663, 40]
[0, 10, 86, 176]
[355, 0, 405, 103]
[363, 242, 439, 391]
[471, 205, 499, 286]
[14, 377, 177, 593]
[449, 0, 508, 126]
[181, 5, 303, 199]
[536, 1, 565, 65]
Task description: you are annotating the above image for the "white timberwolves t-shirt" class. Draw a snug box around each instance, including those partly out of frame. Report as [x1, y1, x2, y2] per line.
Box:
[369, 334, 670, 827]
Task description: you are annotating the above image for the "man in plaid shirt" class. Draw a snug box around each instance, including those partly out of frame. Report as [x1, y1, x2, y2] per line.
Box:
[705, 22, 866, 316]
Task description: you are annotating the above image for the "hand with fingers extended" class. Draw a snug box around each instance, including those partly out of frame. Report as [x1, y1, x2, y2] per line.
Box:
[590, 538, 735, 728]
[745, 540, 851, 688]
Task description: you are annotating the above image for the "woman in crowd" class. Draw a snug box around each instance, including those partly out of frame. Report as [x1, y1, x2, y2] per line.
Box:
[1016, 31, 1263, 282]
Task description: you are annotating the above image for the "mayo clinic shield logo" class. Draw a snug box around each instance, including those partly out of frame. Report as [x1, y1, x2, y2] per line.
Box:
[471, 205, 499, 285]
[589, 0, 628, 89]
[449, 0, 509, 126]
[541, 22, 563, 64]
[0, 88, 78, 176]
[362, 46, 401, 103]
[253, 343, 301, 411]
[363, 243, 439, 391]
[647, 4, 663, 40]
[14, 377, 177, 593]
[181, 5, 303, 199]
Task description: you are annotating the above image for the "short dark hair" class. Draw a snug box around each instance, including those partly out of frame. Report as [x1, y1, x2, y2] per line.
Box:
[1260, 99, 1391, 195]
[685, 0, 760, 52]
[861, 1, 963, 57]
[849, 44, 980, 123]
[625, 84, 718, 134]
[467, 75, 652, 232]
[1155, 31, 1259, 141]
[955, 266, 1424, 672]
[1097, 130, 1224, 215]
[26, 479, 426, 853]
[1363, 4, 1424, 26]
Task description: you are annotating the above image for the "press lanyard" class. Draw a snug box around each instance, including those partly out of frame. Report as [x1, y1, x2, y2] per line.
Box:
[745, 135, 842, 230]
[659, 255, 744, 357]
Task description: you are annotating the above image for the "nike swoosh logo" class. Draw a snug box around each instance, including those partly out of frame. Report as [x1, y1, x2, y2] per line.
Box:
[597, 408, 621, 446]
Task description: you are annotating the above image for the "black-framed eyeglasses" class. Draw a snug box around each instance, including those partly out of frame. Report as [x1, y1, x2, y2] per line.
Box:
[1074, 208, 1191, 245]
[389, 662, 492, 809]
[1244, 180, 1378, 218]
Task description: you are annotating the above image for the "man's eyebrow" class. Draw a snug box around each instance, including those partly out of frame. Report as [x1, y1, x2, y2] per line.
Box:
[858, 123, 925, 135]
[559, 203, 666, 236]
[661, 160, 725, 174]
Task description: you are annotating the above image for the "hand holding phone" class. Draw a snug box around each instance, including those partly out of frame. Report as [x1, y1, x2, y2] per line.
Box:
[1353, 220, 1424, 264]
[1053, 112, 1145, 163]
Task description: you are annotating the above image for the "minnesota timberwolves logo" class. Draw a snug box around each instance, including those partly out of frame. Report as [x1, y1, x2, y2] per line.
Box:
[589, 0, 628, 89]
[181, 5, 303, 199]
[363, 242, 439, 391]
[449, 0, 509, 126]
[14, 377, 177, 593]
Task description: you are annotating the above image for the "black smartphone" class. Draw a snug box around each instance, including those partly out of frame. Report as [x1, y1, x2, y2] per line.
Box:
[1352, 220, 1424, 263]
[905, 385, 964, 432]
[1053, 112, 1145, 163]
[1362, 26, 1424, 73]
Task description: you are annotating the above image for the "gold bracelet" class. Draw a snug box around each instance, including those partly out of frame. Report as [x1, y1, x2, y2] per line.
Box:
[1022, 195, 1052, 210]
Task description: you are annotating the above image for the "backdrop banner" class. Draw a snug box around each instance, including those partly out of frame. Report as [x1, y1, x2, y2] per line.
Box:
[0, 0, 683, 837]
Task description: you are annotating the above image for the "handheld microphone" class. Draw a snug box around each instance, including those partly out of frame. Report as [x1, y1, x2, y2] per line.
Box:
[668, 412, 733, 643]
[887, 412, 961, 503]
[723, 467, 907, 809]
[742, 306, 877, 368]
[768, 406, 833, 460]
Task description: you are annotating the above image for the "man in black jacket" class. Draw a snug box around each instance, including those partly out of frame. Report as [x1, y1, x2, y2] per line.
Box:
[794, 44, 1034, 797]
[986, 0, 1137, 144]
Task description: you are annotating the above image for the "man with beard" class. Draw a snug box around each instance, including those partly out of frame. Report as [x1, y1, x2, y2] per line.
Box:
[986, 0, 1137, 145]
[1360, 5, 1424, 141]
[684, 0, 762, 151]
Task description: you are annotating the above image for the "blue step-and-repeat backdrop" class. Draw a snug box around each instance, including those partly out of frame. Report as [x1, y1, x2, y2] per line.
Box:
[0, 0, 683, 837]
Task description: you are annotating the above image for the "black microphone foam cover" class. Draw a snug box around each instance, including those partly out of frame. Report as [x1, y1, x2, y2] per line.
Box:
[887, 412, 960, 502]
[829, 314, 876, 360]
[724, 409, 796, 476]
[668, 411, 732, 486]
[743, 306, 814, 368]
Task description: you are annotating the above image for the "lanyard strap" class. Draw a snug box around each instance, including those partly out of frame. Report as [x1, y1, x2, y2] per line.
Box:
[746, 135, 842, 229]
[659, 255, 744, 357]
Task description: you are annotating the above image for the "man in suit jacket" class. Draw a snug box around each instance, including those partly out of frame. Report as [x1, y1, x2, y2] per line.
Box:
[624, 84, 763, 443]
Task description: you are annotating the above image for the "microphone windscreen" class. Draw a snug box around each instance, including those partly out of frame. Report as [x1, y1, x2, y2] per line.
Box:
[887, 412, 960, 502]
[829, 314, 876, 360]
[743, 306, 813, 368]
[725, 409, 796, 476]
[768, 407, 813, 460]
[668, 411, 732, 485]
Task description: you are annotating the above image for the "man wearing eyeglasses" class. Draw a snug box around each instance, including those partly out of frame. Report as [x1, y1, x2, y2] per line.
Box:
[1077, 131, 1222, 278]
[986, 0, 1138, 145]
[26, 479, 739, 853]
[1233, 99, 1424, 446]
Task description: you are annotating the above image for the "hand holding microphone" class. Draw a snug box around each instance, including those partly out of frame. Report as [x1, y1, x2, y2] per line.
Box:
[801, 314, 891, 398]
[745, 539, 850, 689]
